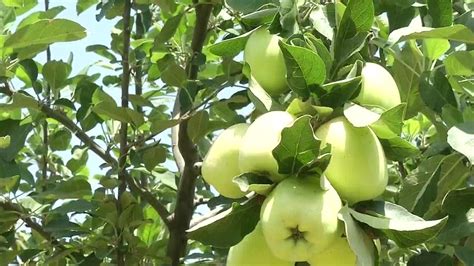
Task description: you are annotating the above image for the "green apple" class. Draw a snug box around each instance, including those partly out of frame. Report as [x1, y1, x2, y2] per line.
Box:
[260, 176, 342, 262]
[308, 236, 356, 266]
[315, 116, 388, 204]
[244, 28, 289, 96]
[227, 222, 293, 266]
[201, 123, 249, 199]
[239, 111, 295, 181]
[355, 62, 401, 110]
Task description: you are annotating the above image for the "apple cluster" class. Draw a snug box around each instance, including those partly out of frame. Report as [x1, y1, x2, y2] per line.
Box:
[201, 29, 401, 265]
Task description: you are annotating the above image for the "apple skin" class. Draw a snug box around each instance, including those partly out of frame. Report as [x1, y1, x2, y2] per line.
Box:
[315, 116, 388, 204]
[239, 111, 295, 181]
[244, 28, 289, 96]
[201, 123, 249, 199]
[355, 62, 401, 110]
[260, 176, 342, 262]
[227, 222, 293, 266]
[308, 236, 356, 266]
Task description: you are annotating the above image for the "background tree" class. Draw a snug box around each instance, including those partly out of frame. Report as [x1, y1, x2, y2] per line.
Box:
[0, 0, 473, 265]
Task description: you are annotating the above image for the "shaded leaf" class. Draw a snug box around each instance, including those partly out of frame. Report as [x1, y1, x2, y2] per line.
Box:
[187, 198, 261, 248]
[273, 115, 321, 175]
[427, 0, 452, 28]
[444, 51, 474, 77]
[419, 70, 457, 114]
[279, 41, 326, 99]
[233, 173, 273, 195]
[352, 201, 448, 248]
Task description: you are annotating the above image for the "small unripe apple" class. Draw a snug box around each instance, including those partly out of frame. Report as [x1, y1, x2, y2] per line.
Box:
[308, 236, 356, 266]
[244, 28, 289, 96]
[201, 123, 249, 199]
[260, 176, 342, 262]
[315, 116, 388, 204]
[239, 111, 295, 181]
[355, 62, 401, 110]
[227, 222, 293, 266]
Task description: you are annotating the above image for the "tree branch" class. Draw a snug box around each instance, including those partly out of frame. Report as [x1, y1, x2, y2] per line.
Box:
[0, 201, 65, 250]
[36, 102, 172, 228]
[41, 0, 52, 188]
[117, 0, 133, 264]
[167, 2, 214, 265]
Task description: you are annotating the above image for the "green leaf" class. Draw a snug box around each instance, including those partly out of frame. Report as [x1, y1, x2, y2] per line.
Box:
[272, 115, 321, 175]
[241, 8, 278, 27]
[226, 0, 278, 14]
[0, 175, 19, 192]
[152, 171, 177, 190]
[86, 44, 117, 61]
[285, 98, 323, 117]
[0, 136, 10, 149]
[442, 187, 474, 216]
[208, 30, 252, 57]
[92, 101, 144, 126]
[42, 178, 92, 199]
[436, 210, 474, 243]
[279, 41, 326, 99]
[142, 145, 167, 172]
[17, 6, 65, 29]
[419, 70, 457, 114]
[0, 120, 33, 161]
[150, 119, 180, 134]
[154, 13, 183, 45]
[389, 24, 474, 45]
[379, 137, 419, 161]
[232, 173, 273, 195]
[76, 0, 98, 15]
[4, 19, 86, 49]
[160, 60, 186, 87]
[407, 251, 453, 266]
[444, 51, 474, 76]
[187, 110, 209, 143]
[52, 199, 96, 214]
[49, 128, 72, 151]
[455, 246, 474, 265]
[129, 94, 153, 108]
[351, 201, 448, 248]
[427, 0, 452, 28]
[187, 198, 261, 248]
[447, 122, 474, 165]
[320, 76, 362, 108]
[16, 59, 38, 86]
[370, 104, 406, 139]
[391, 41, 424, 119]
[422, 39, 450, 60]
[304, 34, 333, 75]
[398, 154, 468, 217]
[42, 60, 71, 90]
[334, 0, 374, 66]
[340, 206, 376, 266]
[279, 0, 297, 33]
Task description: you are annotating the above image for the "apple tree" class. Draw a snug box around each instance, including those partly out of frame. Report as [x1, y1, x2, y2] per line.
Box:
[0, 0, 473, 265]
